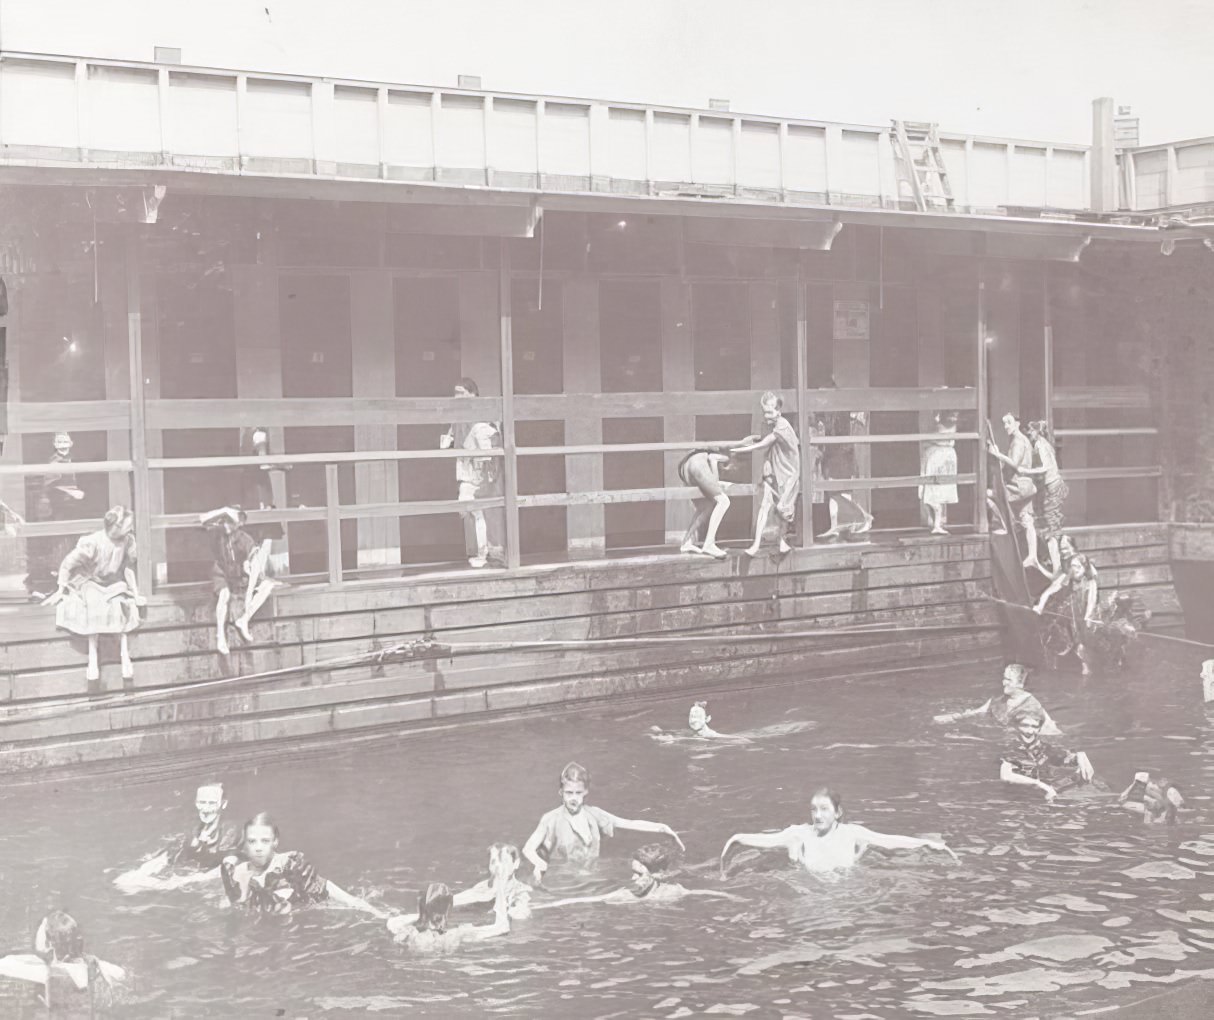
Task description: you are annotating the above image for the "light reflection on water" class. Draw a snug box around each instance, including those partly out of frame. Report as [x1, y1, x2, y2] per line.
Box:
[2, 646, 1214, 1017]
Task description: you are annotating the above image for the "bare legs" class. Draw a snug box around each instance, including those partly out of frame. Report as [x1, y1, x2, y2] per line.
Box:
[821, 493, 873, 540]
[682, 495, 730, 558]
[215, 587, 232, 656]
[745, 487, 791, 557]
[925, 502, 948, 535]
[86, 633, 134, 682]
[233, 542, 276, 641]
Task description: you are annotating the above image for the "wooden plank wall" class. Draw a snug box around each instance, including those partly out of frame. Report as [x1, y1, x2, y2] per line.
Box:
[0, 536, 1003, 771]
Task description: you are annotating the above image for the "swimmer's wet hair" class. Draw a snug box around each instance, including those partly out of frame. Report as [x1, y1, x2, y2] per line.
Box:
[560, 762, 590, 788]
[416, 882, 453, 933]
[634, 843, 680, 877]
[490, 842, 520, 867]
[36, 911, 83, 963]
[197, 780, 224, 795]
[243, 811, 280, 841]
[811, 787, 844, 818]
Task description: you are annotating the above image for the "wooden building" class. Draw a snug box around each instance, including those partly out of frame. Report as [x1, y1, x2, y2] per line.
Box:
[0, 52, 1198, 770]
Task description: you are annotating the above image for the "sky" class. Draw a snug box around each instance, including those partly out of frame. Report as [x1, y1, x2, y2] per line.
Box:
[4, 0, 1212, 146]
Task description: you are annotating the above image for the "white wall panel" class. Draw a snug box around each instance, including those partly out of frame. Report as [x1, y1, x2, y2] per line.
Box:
[540, 102, 590, 176]
[85, 65, 159, 153]
[941, 140, 968, 205]
[607, 108, 646, 181]
[1011, 145, 1047, 207]
[489, 98, 538, 174]
[0, 60, 78, 148]
[244, 77, 312, 158]
[693, 115, 733, 184]
[438, 94, 484, 169]
[651, 112, 691, 182]
[169, 73, 238, 155]
[1175, 142, 1214, 205]
[738, 121, 780, 188]
[333, 85, 379, 165]
[1131, 149, 1166, 209]
[383, 91, 433, 167]
[1050, 149, 1086, 209]
[838, 130, 881, 196]
[784, 125, 827, 192]
[969, 141, 1007, 207]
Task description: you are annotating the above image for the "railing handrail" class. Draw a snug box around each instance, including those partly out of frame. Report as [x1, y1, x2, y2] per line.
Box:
[0, 460, 135, 477]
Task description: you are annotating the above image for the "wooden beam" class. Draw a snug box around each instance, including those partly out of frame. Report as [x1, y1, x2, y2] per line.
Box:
[125, 230, 154, 596]
[796, 275, 814, 545]
[325, 462, 342, 585]
[563, 277, 605, 557]
[974, 265, 989, 534]
[498, 239, 521, 569]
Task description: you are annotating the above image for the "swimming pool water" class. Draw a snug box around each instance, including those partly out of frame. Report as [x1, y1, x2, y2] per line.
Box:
[1, 643, 1212, 1018]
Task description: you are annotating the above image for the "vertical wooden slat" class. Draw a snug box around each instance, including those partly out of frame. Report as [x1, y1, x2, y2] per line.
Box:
[1042, 262, 1054, 438]
[325, 462, 342, 585]
[499, 239, 521, 569]
[796, 274, 814, 545]
[125, 230, 153, 595]
[974, 265, 989, 534]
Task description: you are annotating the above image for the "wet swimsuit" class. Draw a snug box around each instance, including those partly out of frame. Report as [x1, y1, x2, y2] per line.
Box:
[170, 820, 240, 870]
[531, 806, 619, 864]
[222, 851, 330, 914]
[1001, 736, 1080, 788]
[210, 528, 257, 595]
[678, 451, 726, 499]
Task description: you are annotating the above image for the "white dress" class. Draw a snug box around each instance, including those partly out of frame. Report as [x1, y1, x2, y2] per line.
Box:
[920, 425, 958, 508]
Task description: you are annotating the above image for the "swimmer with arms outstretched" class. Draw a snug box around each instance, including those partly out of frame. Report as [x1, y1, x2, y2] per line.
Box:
[0, 912, 125, 1005]
[392, 877, 511, 952]
[651, 701, 752, 744]
[522, 762, 685, 884]
[533, 843, 743, 909]
[114, 781, 240, 892]
[933, 664, 1061, 735]
[720, 787, 958, 876]
[221, 812, 386, 918]
[387, 843, 532, 936]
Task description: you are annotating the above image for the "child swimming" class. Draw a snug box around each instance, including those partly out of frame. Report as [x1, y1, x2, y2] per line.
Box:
[933, 664, 1061, 735]
[650, 701, 752, 743]
[392, 878, 511, 952]
[114, 781, 241, 893]
[0, 912, 125, 1005]
[522, 762, 685, 884]
[532, 843, 743, 908]
[221, 812, 386, 918]
[720, 788, 958, 875]
[998, 705, 1094, 801]
[387, 843, 532, 936]
[1118, 772, 1185, 824]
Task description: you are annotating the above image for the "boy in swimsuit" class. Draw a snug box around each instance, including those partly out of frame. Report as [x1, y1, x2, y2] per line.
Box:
[933, 664, 1061, 735]
[998, 706, 1094, 801]
[533, 843, 742, 909]
[221, 812, 386, 918]
[677, 442, 747, 558]
[386, 843, 532, 936]
[114, 781, 241, 892]
[522, 762, 685, 884]
[720, 788, 957, 875]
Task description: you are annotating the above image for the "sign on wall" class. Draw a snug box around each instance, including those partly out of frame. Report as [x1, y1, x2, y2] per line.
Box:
[833, 299, 870, 341]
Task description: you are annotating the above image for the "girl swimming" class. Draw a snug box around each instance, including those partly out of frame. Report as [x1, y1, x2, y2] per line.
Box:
[0, 912, 125, 1005]
[650, 701, 752, 743]
[522, 762, 685, 884]
[386, 843, 532, 936]
[720, 788, 958, 875]
[392, 879, 511, 952]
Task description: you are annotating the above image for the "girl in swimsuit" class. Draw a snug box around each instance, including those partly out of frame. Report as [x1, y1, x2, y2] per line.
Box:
[533, 843, 743, 910]
[392, 879, 511, 952]
[719, 788, 958, 876]
[0, 912, 125, 1007]
[386, 843, 533, 937]
[522, 762, 685, 884]
[933, 663, 1062, 735]
[650, 701, 752, 743]
[221, 812, 386, 918]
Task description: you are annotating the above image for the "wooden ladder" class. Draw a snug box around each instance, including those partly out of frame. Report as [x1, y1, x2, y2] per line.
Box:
[891, 120, 955, 212]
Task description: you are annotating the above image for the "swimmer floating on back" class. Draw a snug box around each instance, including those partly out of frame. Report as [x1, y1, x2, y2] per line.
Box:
[387, 843, 532, 937]
[114, 781, 241, 893]
[533, 842, 743, 909]
[720, 787, 958, 876]
[998, 705, 1094, 802]
[522, 762, 685, 884]
[933, 663, 1061, 735]
[221, 812, 386, 918]
[650, 701, 752, 744]
[1118, 772, 1186, 825]
[0, 911, 125, 1007]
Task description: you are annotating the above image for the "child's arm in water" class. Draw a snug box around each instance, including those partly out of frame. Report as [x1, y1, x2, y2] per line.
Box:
[530, 889, 631, 910]
[324, 880, 388, 919]
[720, 828, 801, 873]
[933, 698, 993, 725]
[602, 810, 685, 851]
[999, 760, 1058, 800]
[460, 879, 511, 941]
[848, 825, 959, 862]
[522, 819, 550, 884]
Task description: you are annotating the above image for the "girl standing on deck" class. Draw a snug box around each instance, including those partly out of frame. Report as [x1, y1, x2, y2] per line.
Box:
[719, 788, 958, 875]
[522, 762, 685, 884]
[920, 411, 959, 535]
[731, 392, 800, 557]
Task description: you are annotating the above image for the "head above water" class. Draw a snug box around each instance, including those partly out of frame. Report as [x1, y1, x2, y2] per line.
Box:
[809, 787, 844, 834]
[489, 842, 520, 877]
[416, 882, 453, 933]
[559, 762, 590, 814]
[631, 842, 678, 895]
[242, 812, 280, 868]
[1013, 703, 1046, 738]
[1143, 778, 1184, 824]
[1001, 663, 1030, 693]
[35, 911, 84, 963]
[688, 701, 711, 732]
[195, 782, 226, 824]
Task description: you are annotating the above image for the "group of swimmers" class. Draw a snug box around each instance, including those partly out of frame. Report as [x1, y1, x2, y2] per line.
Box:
[0, 664, 1192, 1005]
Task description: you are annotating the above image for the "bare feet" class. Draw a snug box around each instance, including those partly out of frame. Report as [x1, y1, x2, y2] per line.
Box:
[930, 526, 949, 535]
[778, 539, 792, 554]
[701, 544, 728, 559]
[680, 542, 703, 554]
[819, 527, 840, 540]
[743, 545, 761, 558]
[121, 660, 134, 681]
[234, 617, 253, 643]
[855, 515, 874, 535]
[217, 638, 230, 657]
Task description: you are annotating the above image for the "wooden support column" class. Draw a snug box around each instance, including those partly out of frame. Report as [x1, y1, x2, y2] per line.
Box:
[795, 275, 814, 545]
[750, 280, 782, 532]
[975, 266, 989, 533]
[831, 281, 872, 514]
[100, 228, 133, 513]
[139, 269, 167, 586]
[124, 230, 153, 597]
[563, 277, 604, 557]
[350, 272, 400, 568]
[661, 277, 694, 546]
[498, 241, 521, 569]
[1042, 263, 1054, 438]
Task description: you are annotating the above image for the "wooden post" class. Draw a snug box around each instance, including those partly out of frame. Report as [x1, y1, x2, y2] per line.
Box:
[1042, 262, 1054, 438]
[795, 274, 814, 545]
[325, 462, 342, 585]
[563, 277, 605, 558]
[125, 230, 154, 596]
[974, 264, 989, 534]
[498, 239, 521, 569]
